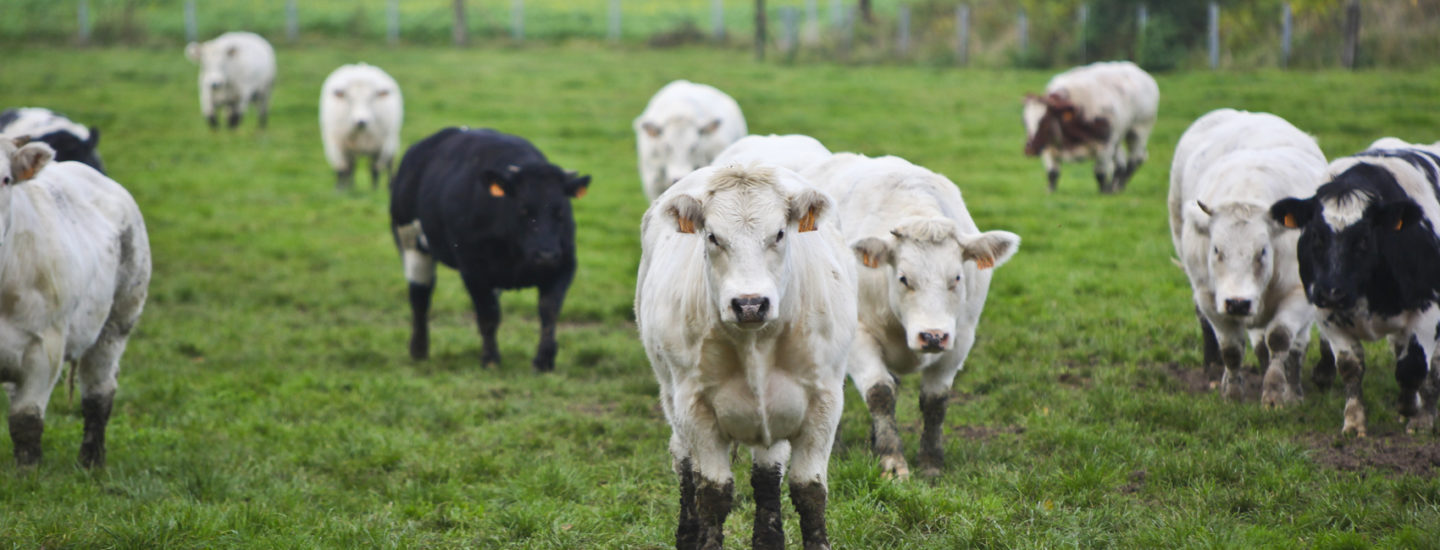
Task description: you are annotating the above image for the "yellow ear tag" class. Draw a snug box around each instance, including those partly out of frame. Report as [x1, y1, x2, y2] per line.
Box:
[861, 252, 879, 269]
[574, 187, 587, 199]
[798, 209, 818, 233]
[676, 218, 695, 234]
[1283, 213, 1297, 229]
[1395, 218, 1404, 231]
[489, 183, 505, 197]
[975, 256, 995, 270]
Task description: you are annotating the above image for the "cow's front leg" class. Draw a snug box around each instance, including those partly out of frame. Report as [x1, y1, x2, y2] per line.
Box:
[787, 382, 840, 550]
[532, 275, 572, 373]
[1261, 327, 1302, 408]
[1042, 150, 1060, 193]
[750, 442, 790, 550]
[462, 273, 502, 367]
[227, 103, 243, 129]
[398, 221, 436, 360]
[1214, 324, 1248, 401]
[1314, 337, 1337, 391]
[1395, 332, 1437, 434]
[1334, 339, 1367, 437]
[917, 338, 968, 477]
[675, 456, 700, 550]
[850, 337, 908, 479]
[685, 408, 733, 550]
[1197, 307, 1222, 385]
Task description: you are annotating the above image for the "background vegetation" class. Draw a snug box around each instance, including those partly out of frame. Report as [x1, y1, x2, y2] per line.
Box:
[0, 44, 1439, 547]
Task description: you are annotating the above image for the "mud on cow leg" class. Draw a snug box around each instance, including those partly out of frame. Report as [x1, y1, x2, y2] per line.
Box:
[694, 477, 733, 550]
[750, 463, 784, 550]
[79, 391, 114, 468]
[789, 480, 831, 550]
[1313, 339, 1337, 391]
[675, 458, 700, 550]
[917, 392, 948, 477]
[865, 384, 909, 479]
[408, 282, 433, 360]
[1337, 349, 1368, 437]
[9, 411, 43, 467]
[1219, 344, 1247, 401]
[1046, 170, 1059, 193]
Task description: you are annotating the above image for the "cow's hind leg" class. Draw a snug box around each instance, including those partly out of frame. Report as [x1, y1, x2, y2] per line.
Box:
[253, 90, 270, 130]
[1395, 334, 1435, 434]
[9, 333, 64, 467]
[76, 333, 129, 468]
[397, 221, 436, 360]
[750, 442, 790, 550]
[532, 274, 573, 373]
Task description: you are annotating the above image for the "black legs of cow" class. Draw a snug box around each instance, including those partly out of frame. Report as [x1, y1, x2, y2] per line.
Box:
[467, 283, 503, 368]
[533, 278, 571, 372]
[1197, 309, 1223, 383]
[864, 384, 908, 478]
[751, 463, 784, 550]
[675, 459, 701, 550]
[79, 391, 114, 468]
[8, 410, 43, 467]
[789, 480, 830, 550]
[408, 282, 432, 360]
[918, 391, 949, 477]
[1336, 346, 1368, 437]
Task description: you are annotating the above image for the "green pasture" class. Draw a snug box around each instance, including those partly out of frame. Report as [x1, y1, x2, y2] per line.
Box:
[1, 44, 1439, 548]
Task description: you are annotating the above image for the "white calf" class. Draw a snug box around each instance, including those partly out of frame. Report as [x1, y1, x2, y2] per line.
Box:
[0, 137, 150, 468]
[185, 31, 276, 129]
[712, 134, 832, 173]
[634, 80, 747, 201]
[636, 165, 855, 550]
[320, 63, 404, 190]
[1169, 109, 1330, 407]
[1023, 61, 1158, 193]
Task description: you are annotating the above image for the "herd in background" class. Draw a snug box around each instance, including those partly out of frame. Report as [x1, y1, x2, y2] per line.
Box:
[0, 29, 1437, 550]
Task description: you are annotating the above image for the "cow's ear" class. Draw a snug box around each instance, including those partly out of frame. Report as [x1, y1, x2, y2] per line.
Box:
[664, 194, 704, 234]
[698, 118, 722, 136]
[1376, 200, 1423, 233]
[851, 237, 892, 269]
[787, 188, 830, 233]
[1185, 200, 1213, 235]
[481, 170, 511, 198]
[86, 126, 100, 147]
[639, 121, 661, 138]
[565, 171, 591, 199]
[959, 230, 1020, 270]
[185, 42, 201, 61]
[1270, 197, 1313, 230]
[8, 139, 54, 184]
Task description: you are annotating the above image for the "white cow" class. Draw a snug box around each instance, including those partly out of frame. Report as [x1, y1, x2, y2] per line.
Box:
[1169, 109, 1330, 408]
[712, 134, 832, 174]
[633, 80, 747, 201]
[0, 137, 150, 468]
[1023, 60, 1158, 193]
[803, 153, 1020, 479]
[320, 63, 404, 190]
[185, 31, 276, 130]
[636, 165, 855, 550]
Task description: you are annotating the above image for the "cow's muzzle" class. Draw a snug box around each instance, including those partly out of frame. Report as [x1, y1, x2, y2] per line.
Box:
[917, 330, 950, 352]
[1310, 286, 1353, 309]
[730, 295, 770, 325]
[1223, 298, 1253, 316]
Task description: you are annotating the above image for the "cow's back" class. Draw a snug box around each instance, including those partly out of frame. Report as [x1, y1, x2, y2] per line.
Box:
[1048, 61, 1157, 127]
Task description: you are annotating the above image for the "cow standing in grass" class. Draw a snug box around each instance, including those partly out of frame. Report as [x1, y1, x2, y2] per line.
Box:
[636, 165, 855, 550]
[803, 153, 1019, 479]
[0, 137, 150, 468]
[390, 128, 589, 372]
[634, 80, 747, 201]
[712, 134, 833, 174]
[1170, 109, 1333, 407]
[0, 108, 104, 174]
[1023, 61, 1158, 193]
[185, 31, 276, 130]
[1271, 139, 1440, 436]
[320, 63, 404, 190]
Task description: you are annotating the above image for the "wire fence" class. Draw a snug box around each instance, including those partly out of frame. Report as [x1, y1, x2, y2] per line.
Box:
[5, 0, 1438, 70]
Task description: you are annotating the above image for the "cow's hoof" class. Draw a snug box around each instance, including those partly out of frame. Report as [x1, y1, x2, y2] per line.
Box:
[531, 358, 555, 373]
[1341, 422, 1367, 438]
[480, 352, 500, 368]
[879, 455, 910, 481]
[1260, 388, 1298, 410]
[1405, 413, 1435, 435]
[1219, 374, 1246, 401]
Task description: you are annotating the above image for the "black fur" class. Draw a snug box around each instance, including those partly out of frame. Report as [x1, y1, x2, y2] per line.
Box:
[389, 127, 590, 370]
[0, 109, 105, 174]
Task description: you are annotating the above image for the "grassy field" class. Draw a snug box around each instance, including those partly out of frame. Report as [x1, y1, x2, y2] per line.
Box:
[1, 44, 1439, 548]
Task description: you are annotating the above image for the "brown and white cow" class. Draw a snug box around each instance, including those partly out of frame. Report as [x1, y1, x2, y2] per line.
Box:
[1023, 61, 1158, 193]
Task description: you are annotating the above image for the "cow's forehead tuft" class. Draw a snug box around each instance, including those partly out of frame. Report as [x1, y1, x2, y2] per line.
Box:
[1319, 190, 1373, 230]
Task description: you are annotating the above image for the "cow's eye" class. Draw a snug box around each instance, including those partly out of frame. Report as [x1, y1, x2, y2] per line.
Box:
[775, 230, 784, 243]
[898, 275, 910, 288]
[707, 233, 719, 246]
[1, 176, 9, 185]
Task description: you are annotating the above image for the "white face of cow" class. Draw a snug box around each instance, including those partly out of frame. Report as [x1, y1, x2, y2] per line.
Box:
[329, 78, 393, 134]
[186, 41, 237, 96]
[638, 116, 724, 191]
[1186, 200, 1279, 318]
[663, 166, 828, 329]
[853, 218, 1019, 353]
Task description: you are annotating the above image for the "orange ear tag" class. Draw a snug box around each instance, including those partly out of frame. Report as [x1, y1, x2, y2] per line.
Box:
[1061, 111, 1074, 122]
[574, 187, 587, 199]
[676, 218, 695, 234]
[1283, 213, 1297, 228]
[1395, 218, 1404, 231]
[798, 209, 818, 233]
[861, 252, 879, 269]
[975, 256, 995, 270]
[489, 183, 505, 197]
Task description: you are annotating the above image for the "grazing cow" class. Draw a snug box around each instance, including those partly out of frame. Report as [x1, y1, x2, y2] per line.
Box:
[634, 80, 747, 201]
[803, 153, 1020, 478]
[636, 165, 855, 550]
[712, 134, 832, 174]
[320, 63, 404, 190]
[0, 108, 104, 174]
[390, 128, 589, 372]
[1169, 109, 1332, 407]
[0, 137, 150, 468]
[1271, 139, 1440, 436]
[185, 31, 276, 130]
[1023, 61, 1158, 193]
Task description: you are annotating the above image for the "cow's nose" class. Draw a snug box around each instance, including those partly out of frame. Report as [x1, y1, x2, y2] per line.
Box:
[533, 250, 560, 265]
[730, 295, 770, 324]
[1311, 287, 1348, 308]
[918, 330, 950, 351]
[1223, 298, 1252, 316]
[355, 119, 369, 130]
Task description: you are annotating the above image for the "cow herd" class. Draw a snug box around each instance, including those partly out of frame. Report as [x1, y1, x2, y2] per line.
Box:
[0, 33, 1438, 550]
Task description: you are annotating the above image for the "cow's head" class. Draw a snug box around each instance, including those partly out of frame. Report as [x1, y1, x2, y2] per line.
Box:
[186, 40, 237, 95]
[36, 128, 103, 174]
[0, 137, 55, 188]
[1271, 162, 1438, 314]
[327, 74, 397, 134]
[1185, 200, 1283, 318]
[635, 115, 725, 193]
[483, 162, 590, 268]
[851, 217, 1019, 353]
[662, 165, 830, 329]
[1022, 92, 1111, 156]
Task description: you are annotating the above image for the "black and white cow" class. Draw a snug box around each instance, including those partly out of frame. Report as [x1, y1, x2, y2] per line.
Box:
[1270, 139, 1440, 436]
[0, 108, 104, 174]
[389, 128, 590, 372]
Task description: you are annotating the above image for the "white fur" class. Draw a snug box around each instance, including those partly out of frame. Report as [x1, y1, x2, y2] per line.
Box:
[712, 134, 832, 173]
[185, 32, 276, 123]
[0, 108, 88, 141]
[1023, 61, 1159, 188]
[0, 140, 150, 455]
[1169, 109, 1329, 405]
[319, 63, 404, 185]
[633, 80, 747, 201]
[636, 164, 855, 495]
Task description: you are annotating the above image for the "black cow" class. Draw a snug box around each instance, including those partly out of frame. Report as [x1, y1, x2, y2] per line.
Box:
[1270, 141, 1440, 436]
[0, 108, 105, 174]
[389, 127, 590, 372]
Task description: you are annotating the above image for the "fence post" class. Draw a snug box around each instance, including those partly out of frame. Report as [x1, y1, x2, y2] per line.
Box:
[1077, 4, 1088, 63]
[756, 0, 767, 61]
[452, 0, 467, 46]
[77, 0, 90, 45]
[840, 7, 855, 59]
[713, 0, 725, 41]
[184, 0, 197, 42]
[1342, 0, 1359, 69]
[1208, 1, 1219, 69]
[1136, 3, 1146, 62]
[1018, 8, 1028, 58]
[609, 0, 621, 43]
[286, 0, 298, 42]
[830, 0, 843, 27]
[781, 7, 798, 59]
[956, 4, 970, 66]
[1280, 2, 1291, 69]
[897, 6, 910, 56]
[386, 0, 399, 44]
[802, 0, 819, 47]
[512, 0, 524, 41]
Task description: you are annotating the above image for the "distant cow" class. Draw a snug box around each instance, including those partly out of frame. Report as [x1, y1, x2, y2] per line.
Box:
[634, 80, 747, 201]
[637, 164, 855, 550]
[185, 31, 276, 130]
[0, 137, 150, 468]
[804, 153, 1020, 479]
[0, 108, 104, 173]
[1169, 109, 1332, 408]
[1023, 61, 1158, 193]
[1271, 139, 1440, 436]
[712, 134, 832, 174]
[390, 128, 589, 372]
[320, 63, 404, 190]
